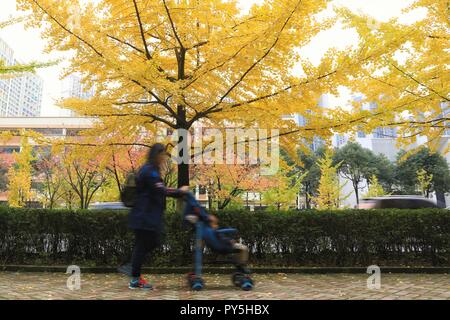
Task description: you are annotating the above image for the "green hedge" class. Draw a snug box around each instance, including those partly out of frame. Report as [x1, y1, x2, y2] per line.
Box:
[0, 207, 449, 267]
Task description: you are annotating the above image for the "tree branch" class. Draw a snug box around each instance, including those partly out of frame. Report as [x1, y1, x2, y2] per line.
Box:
[31, 0, 104, 58]
[389, 60, 449, 102]
[106, 34, 145, 55]
[89, 112, 177, 128]
[162, 0, 184, 49]
[132, 0, 152, 60]
[205, 0, 303, 114]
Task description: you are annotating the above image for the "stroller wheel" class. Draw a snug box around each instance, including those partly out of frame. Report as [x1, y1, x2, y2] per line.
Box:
[232, 272, 244, 287]
[191, 278, 204, 291]
[187, 273, 204, 291]
[232, 272, 254, 290]
[240, 277, 254, 291]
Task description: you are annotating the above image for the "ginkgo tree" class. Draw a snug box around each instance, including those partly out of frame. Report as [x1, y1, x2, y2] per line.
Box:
[338, 0, 449, 152]
[7, 135, 35, 207]
[363, 175, 387, 198]
[314, 149, 350, 209]
[416, 168, 433, 198]
[0, 18, 53, 77]
[262, 161, 305, 210]
[17, 0, 449, 187]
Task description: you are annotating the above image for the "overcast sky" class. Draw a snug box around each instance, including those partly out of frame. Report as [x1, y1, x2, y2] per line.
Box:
[0, 0, 421, 116]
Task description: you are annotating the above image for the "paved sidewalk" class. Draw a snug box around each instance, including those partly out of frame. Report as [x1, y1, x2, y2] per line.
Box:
[0, 272, 448, 300]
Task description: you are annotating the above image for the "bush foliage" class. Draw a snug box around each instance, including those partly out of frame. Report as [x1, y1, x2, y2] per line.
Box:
[0, 207, 448, 267]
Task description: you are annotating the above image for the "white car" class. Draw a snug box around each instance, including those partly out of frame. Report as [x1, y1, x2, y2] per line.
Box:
[358, 196, 439, 209]
[88, 202, 128, 210]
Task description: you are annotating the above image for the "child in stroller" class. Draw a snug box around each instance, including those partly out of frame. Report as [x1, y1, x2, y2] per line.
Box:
[182, 192, 254, 291]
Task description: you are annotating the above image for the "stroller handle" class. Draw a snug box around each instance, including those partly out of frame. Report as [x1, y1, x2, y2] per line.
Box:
[182, 192, 209, 222]
[216, 228, 238, 236]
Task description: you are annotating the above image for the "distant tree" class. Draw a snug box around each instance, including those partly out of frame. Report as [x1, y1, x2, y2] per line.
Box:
[62, 147, 108, 209]
[59, 180, 77, 210]
[396, 148, 450, 205]
[192, 162, 265, 210]
[363, 175, 387, 198]
[92, 176, 121, 203]
[103, 146, 146, 193]
[416, 168, 433, 198]
[7, 135, 34, 207]
[315, 150, 350, 210]
[262, 160, 305, 211]
[370, 154, 396, 192]
[282, 147, 324, 209]
[333, 142, 379, 204]
[0, 159, 9, 191]
[34, 148, 64, 209]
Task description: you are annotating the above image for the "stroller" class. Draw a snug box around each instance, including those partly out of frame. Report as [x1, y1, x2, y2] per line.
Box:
[182, 192, 254, 291]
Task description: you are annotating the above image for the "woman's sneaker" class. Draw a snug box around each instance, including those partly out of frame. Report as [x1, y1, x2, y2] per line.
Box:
[129, 277, 153, 290]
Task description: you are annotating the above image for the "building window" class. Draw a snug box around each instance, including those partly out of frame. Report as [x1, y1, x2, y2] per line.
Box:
[0, 147, 20, 154]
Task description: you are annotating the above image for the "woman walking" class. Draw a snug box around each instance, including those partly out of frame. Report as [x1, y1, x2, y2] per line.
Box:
[128, 143, 188, 289]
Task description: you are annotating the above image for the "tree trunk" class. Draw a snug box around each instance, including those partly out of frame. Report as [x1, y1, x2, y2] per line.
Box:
[305, 192, 310, 209]
[80, 190, 85, 209]
[176, 103, 190, 188]
[176, 125, 189, 188]
[177, 161, 189, 188]
[353, 182, 360, 204]
[208, 189, 212, 209]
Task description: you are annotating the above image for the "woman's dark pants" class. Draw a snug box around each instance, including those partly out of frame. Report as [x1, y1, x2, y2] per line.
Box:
[130, 229, 160, 278]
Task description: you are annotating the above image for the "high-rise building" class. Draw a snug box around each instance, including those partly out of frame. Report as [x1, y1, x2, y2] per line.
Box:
[61, 74, 95, 100]
[60, 74, 95, 116]
[282, 95, 328, 151]
[0, 38, 43, 117]
[440, 102, 449, 137]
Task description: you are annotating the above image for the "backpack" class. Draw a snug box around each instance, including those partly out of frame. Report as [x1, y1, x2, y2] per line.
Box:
[120, 172, 137, 208]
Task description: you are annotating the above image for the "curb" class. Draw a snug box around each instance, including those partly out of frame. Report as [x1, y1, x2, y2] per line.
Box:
[1, 265, 449, 274]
